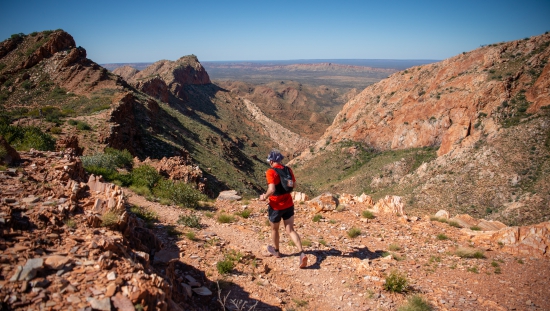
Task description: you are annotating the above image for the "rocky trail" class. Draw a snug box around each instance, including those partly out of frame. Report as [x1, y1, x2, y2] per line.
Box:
[1, 148, 549, 311]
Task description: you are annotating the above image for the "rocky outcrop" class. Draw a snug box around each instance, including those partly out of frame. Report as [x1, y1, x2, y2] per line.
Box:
[0, 136, 21, 165]
[0, 148, 190, 310]
[121, 55, 211, 104]
[307, 192, 339, 212]
[21, 31, 76, 69]
[296, 33, 550, 161]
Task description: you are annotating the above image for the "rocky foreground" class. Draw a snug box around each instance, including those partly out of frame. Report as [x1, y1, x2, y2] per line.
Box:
[1, 149, 549, 310]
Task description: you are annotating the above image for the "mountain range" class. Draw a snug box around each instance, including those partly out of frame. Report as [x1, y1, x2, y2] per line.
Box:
[1, 30, 549, 225]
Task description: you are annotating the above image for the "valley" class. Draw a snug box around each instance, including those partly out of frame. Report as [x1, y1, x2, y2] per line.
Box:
[1, 30, 549, 311]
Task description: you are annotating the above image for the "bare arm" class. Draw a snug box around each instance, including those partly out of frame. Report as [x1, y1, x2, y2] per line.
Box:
[260, 183, 276, 201]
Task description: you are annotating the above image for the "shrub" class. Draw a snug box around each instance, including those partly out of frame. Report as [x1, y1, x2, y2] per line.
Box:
[384, 270, 408, 293]
[67, 119, 78, 126]
[177, 214, 201, 229]
[448, 221, 462, 228]
[455, 247, 485, 259]
[101, 211, 119, 228]
[235, 209, 251, 219]
[302, 239, 312, 247]
[76, 121, 91, 131]
[185, 231, 197, 241]
[398, 295, 432, 311]
[130, 205, 158, 224]
[470, 226, 481, 231]
[64, 218, 76, 228]
[436, 234, 449, 240]
[319, 239, 327, 246]
[362, 210, 375, 219]
[152, 179, 205, 208]
[347, 227, 361, 238]
[50, 127, 62, 134]
[216, 259, 234, 275]
[217, 213, 235, 224]
[312, 214, 323, 222]
[389, 243, 401, 251]
[132, 165, 161, 189]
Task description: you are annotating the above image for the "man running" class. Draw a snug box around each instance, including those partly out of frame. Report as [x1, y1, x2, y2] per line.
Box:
[259, 149, 307, 268]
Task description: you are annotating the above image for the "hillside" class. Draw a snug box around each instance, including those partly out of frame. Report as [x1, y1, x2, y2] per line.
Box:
[0, 30, 300, 197]
[292, 32, 550, 225]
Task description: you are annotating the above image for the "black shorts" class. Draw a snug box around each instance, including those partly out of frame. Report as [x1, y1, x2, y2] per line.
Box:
[268, 205, 295, 223]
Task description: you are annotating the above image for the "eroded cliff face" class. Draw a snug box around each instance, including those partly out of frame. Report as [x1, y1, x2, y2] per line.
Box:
[114, 55, 211, 103]
[305, 33, 550, 159]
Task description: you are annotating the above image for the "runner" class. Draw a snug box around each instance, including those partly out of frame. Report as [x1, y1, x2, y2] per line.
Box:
[259, 149, 307, 268]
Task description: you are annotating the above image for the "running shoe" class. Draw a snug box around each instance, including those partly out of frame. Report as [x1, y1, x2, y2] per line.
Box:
[299, 253, 308, 268]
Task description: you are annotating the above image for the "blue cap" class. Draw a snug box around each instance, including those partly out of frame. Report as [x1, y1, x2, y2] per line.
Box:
[267, 150, 284, 162]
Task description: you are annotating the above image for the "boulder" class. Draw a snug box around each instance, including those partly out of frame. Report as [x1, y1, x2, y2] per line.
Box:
[372, 195, 404, 215]
[307, 192, 338, 212]
[434, 210, 450, 219]
[217, 190, 241, 201]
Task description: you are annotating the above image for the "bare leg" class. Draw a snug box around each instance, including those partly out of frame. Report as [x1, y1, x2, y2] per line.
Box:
[283, 216, 303, 253]
[270, 221, 281, 253]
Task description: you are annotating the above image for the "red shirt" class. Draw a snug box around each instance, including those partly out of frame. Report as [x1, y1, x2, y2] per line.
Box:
[266, 164, 295, 210]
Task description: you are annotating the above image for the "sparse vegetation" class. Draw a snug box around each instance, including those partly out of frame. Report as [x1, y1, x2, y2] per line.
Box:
[312, 214, 323, 222]
[235, 209, 251, 219]
[217, 213, 235, 224]
[130, 205, 158, 225]
[177, 214, 201, 229]
[362, 210, 375, 219]
[436, 234, 449, 240]
[185, 231, 197, 241]
[384, 270, 408, 293]
[347, 227, 361, 238]
[398, 295, 432, 311]
[389, 243, 401, 251]
[455, 247, 485, 259]
[101, 211, 120, 228]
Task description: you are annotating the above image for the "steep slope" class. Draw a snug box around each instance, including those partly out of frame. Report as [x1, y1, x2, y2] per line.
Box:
[218, 80, 358, 140]
[0, 31, 284, 197]
[293, 33, 550, 225]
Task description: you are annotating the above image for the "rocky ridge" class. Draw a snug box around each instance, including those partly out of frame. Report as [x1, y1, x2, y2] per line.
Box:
[1, 140, 550, 310]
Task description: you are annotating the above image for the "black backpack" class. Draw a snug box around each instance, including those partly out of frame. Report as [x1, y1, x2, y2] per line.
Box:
[272, 166, 294, 195]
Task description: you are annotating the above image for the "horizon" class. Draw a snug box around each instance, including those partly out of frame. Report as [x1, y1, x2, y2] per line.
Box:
[1, 0, 549, 64]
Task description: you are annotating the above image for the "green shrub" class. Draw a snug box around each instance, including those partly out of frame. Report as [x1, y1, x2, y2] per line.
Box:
[384, 270, 408, 293]
[101, 211, 119, 228]
[347, 227, 361, 238]
[398, 295, 432, 311]
[50, 127, 62, 134]
[312, 214, 323, 222]
[185, 231, 197, 241]
[235, 209, 251, 219]
[152, 179, 205, 208]
[302, 239, 312, 247]
[362, 210, 375, 219]
[76, 121, 91, 131]
[436, 234, 449, 240]
[217, 213, 235, 224]
[0, 125, 56, 151]
[177, 214, 201, 229]
[448, 221, 462, 228]
[67, 119, 78, 126]
[130, 185, 152, 197]
[132, 165, 161, 189]
[470, 226, 481, 231]
[130, 205, 158, 224]
[319, 239, 327, 246]
[217, 259, 234, 274]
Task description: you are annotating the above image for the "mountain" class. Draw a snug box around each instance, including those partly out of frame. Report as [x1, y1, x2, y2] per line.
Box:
[292, 33, 550, 225]
[0, 30, 302, 197]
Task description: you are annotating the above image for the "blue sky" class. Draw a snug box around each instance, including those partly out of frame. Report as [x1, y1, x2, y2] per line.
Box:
[1, 0, 549, 64]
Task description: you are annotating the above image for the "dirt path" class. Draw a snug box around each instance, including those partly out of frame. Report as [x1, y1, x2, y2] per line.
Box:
[127, 192, 550, 311]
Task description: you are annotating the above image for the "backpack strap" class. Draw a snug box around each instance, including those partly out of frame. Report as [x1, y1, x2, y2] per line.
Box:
[271, 166, 291, 196]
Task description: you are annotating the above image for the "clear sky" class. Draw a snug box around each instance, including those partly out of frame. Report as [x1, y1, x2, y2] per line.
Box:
[1, 0, 549, 64]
